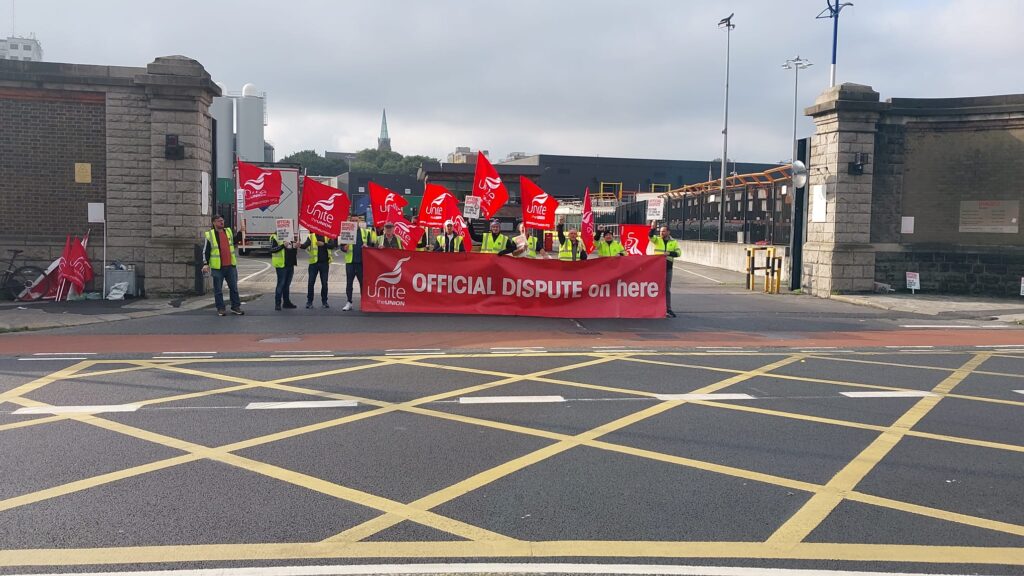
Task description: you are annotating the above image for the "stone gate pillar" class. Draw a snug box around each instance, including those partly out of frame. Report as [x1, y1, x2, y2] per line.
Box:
[802, 83, 885, 297]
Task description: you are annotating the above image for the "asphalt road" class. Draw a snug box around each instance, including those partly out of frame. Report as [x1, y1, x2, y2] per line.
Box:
[1, 348, 1023, 575]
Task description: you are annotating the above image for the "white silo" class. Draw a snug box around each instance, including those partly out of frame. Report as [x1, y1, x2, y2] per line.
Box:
[236, 83, 266, 162]
[210, 93, 234, 177]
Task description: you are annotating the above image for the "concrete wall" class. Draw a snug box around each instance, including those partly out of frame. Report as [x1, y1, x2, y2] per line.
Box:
[0, 56, 221, 295]
[677, 240, 790, 284]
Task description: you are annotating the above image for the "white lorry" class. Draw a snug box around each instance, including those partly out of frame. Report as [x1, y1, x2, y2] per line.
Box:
[235, 163, 303, 253]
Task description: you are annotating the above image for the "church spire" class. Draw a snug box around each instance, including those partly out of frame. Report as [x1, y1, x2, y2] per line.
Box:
[377, 109, 391, 152]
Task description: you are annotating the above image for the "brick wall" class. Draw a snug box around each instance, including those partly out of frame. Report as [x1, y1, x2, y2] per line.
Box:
[875, 248, 1024, 297]
[0, 88, 106, 237]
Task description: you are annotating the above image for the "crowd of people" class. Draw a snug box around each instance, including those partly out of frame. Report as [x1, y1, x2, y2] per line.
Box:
[201, 214, 680, 318]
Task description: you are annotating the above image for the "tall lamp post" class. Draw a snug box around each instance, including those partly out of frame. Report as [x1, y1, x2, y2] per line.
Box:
[817, 1, 853, 88]
[717, 13, 735, 242]
[782, 56, 812, 166]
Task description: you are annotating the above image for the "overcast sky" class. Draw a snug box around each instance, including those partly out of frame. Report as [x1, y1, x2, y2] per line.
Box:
[6, 0, 1023, 164]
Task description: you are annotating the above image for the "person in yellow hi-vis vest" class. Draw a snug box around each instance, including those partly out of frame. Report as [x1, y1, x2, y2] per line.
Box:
[376, 222, 405, 249]
[469, 219, 516, 255]
[339, 216, 376, 312]
[269, 231, 298, 311]
[557, 228, 589, 261]
[201, 214, 244, 316]
[300, 232, 338, 309]
[595, 228, 625, 257]
[434, 220, 466, 253]
[649, 222, 681, 318]
[512, 222, 547, 258]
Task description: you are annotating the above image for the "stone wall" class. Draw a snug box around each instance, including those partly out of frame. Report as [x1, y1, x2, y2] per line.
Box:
[0, 56, 220, 295]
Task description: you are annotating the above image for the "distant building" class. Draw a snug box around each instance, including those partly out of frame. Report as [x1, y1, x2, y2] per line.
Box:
[0, 35, 43, 62]
[447, 146, 489, 164]
[377, 109, 391, 152]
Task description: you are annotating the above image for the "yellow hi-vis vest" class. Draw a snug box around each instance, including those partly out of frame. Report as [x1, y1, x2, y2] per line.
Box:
[517, 235, 538, 258]
[597, 240, 625, 257]
[205, 227, 237, 270]
[377, 235, 404, 249]
[344, 228, 377, 264]
[435, 234, 463, 252]
[651, 236, 679, 262]
[307, 233, 332, 265]
[480, 233, 509, 254]
[558, 238, 586, 261]
[270, 234, 285, 268]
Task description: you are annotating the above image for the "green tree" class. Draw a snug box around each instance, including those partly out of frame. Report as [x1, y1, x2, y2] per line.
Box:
[349, 149, 439, 178]
[278, 150, 349, 176]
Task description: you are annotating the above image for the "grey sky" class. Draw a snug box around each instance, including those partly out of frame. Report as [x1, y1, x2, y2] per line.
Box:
[6, 0, 1023, 165]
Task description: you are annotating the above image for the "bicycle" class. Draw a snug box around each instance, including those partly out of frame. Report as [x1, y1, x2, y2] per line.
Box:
[2, 249, 51, 301]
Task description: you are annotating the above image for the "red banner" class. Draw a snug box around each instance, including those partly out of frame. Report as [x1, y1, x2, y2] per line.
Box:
[237, 160, 282, 210]
[520, 176, 558, 230]
[362, 250, 665, 318]
[369, 181, 409, 224]
[300, 177, 349, 237]
[472, 151, 508, 220]
[581, 187, 595, 254]
[620, 224, 651, 255]
[418, 183, 458, 228]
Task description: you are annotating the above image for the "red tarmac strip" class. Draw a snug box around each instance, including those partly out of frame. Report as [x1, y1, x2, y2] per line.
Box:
[1, 330, 1022, 355]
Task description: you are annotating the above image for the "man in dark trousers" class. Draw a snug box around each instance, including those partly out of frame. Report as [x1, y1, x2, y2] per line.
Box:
[339, 216, 377, 311]
[649, 222, 681, 318]
[269, 231, 298, 311]
[300, 232, 337, 309]
[201, 214, 244, 317]
[434, 220, 466, 253]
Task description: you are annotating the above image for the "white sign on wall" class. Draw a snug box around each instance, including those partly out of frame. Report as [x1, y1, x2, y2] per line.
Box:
[811, 185, 826, 223]
[646, 197, 665, 221]
[87, 202, 105, 223]
[901, 216, 915, 234]
[1020, 277, 1024, 297]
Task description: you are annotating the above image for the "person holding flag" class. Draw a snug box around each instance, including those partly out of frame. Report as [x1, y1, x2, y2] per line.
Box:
[595, 228, 626, 257]
[469, 219, 515, 255]
[269, 232, 298, 310]
[202, 214, 244, 316]
[434, 220, 466, 253]
[512, 222, 546, 258]
[649, 221, 681, 318]
[377, 222, 405, 249]
[339, 216, 376, 312]
[300, 232, 338, 309]
[557, 226, 589, 262]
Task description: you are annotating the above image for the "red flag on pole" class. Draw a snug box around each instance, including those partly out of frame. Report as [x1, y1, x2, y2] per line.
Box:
[451, 211, 473, 253]
[58, 236, 89, 293]
[418, 184, 458, 228]
[471, 151, 508, 220]
[71, 235, 94, 286]
[519, 177, 558, 230]
[390, 213, 425, 250]
[237, 160, 282, 210]
[300, 177, 349, 237]
[581, 187, 595, 254]
[368, 181, 408, 225]
[620, 224, 651, 256]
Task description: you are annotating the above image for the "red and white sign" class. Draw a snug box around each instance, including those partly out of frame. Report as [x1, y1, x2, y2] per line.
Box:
[275, 218, 294, 243]
[369, 182, 409, 224]
[390, 214, 425, 250]
[300, 177, 349, 237]
[237, 160, 282, 210]
[472, 151, 508, 220]
[646, 197, 665, 221]
[362, 250, 665, 318]
[581, 187, 595, 254]
[520, 177, 558, 230]
[463, 196, 482, 220]
[620, 225, 651, 255]
[418, 184, 458, 228]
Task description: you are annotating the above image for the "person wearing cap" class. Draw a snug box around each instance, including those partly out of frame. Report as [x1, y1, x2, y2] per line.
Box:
[339, 215, 377, 312]
[512, 222, 547, 259]
[595, 228, 625, 258]
[469, 219, 515, 255]
[300, 232, 338, 309]
[434, 220, 466, 253]
[377, 222, 404, 249]
[649, 221, 681, 318]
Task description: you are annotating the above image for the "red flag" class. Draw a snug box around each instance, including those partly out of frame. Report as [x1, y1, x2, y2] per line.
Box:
[472, 151, 508, 220]
[581, 187, 595, 254]
[368, 181, 408, 225]
[300, 178, 349, 237]
[389, 214, 425, 250]
[418, 184, 459, 228]
[237, 160, 282, 210]
[520, 177, 558, 230]
[451, 211, 473, 252]
[72, 236, 94, 285]
[58, 236, 89, 293]
[620, 224, 651, 256]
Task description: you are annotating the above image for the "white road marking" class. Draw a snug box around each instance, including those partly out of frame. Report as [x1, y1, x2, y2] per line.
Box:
[841, 391, 937, 398]
[385, 352, 446, 356]
[1013, 390, 1024, 396]
[900, 324, 1010, 329]
[458, 395, 565, 404]
[246, 400, 358, 410]
[679, 267, 725, 284]
[597, 349, 656, 353]
[238, 261, 272, 283]
[655, 393, 756, 401]
[17, 357, 88, 361]
[12, 563, 958, 576]
[269, 354, 335, 358]
[792, 347, 835, 350]
[274, 350, 332, 353]
[975, 344, 1024, 348]
[13, 404, 141, 415]
[801, 349, 855, 353]
[491, 350, 548, 354]
[697, 346, 742, 349]
[885, 345, 933, 349]
[490, 347, 545, 350]
[151, 356, 214, 360]
[31, 352, 96, 355]
[160, 351, 218, 355]
[386, 348, 442, 352]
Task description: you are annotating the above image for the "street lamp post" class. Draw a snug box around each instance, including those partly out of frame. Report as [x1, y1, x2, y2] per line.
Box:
[783, 56, 812, 167]
[817, 1, 853, 88]
[717, 13, 735, 242]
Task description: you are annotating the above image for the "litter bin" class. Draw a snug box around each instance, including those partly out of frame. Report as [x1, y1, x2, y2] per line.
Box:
[104, 265, 138, 298]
